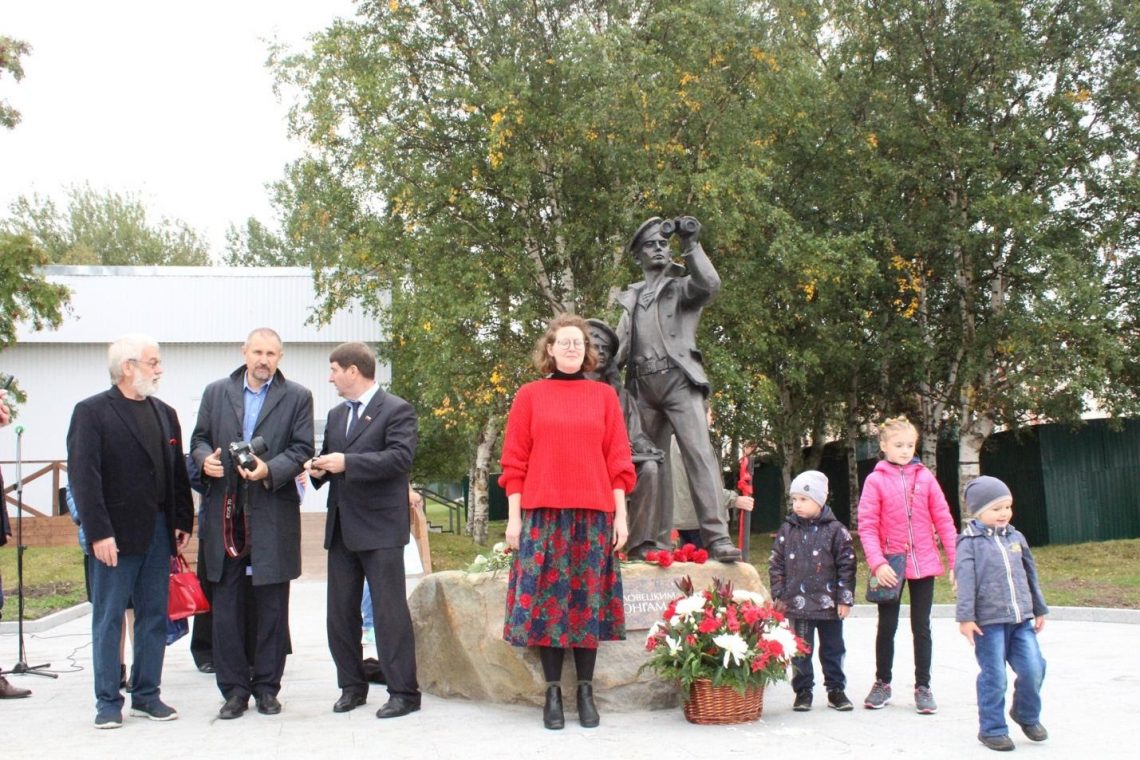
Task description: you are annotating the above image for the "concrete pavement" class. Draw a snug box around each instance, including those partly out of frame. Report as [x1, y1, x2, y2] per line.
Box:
[2, 579, 1137, 759]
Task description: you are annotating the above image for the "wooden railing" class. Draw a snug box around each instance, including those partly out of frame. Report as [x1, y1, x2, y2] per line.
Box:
[1, 459, 67, 517]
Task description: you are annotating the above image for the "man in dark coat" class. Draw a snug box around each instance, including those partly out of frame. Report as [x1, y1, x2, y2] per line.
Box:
[191, 328, 314, 719]
[67, 335, 195, 727]
[615, 216, 740, 562]
[307, 341, 420, 719]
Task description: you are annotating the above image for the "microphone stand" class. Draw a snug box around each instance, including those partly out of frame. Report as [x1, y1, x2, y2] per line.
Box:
[3, 425, 56, 679]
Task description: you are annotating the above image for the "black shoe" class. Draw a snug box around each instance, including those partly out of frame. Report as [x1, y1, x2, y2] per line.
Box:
[978, 734, 1015, 751]
[218, 695, 248, 720]
[197, 661, 215, 674]
[827, 689, 853, 711]
[543, 684, 565, 730]
[375, 696, 420, 719]
[708, 538, 742, 563]
[576, 683, 599, 728]
[255, 694, 282, 715]
[793, 690, 813, 711]
[333, 691, 367, 713]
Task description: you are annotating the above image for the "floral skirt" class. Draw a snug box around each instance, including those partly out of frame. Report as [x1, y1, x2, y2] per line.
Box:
[503, 508, 625, 648]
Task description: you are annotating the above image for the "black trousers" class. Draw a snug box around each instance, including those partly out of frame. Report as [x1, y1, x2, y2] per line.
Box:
[189, 546, 214, 668]
[212, 553, 290, 701]
[874, 575, 935, 687]
[327, 524, 419, 703]
[791, 618, 847, 692]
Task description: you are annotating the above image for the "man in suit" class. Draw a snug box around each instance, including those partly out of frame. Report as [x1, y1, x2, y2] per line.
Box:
[615, 216, 741, 563]
[191, 328, 314, 719]
[306, 341, 420, 719]
[66, 335, 194, 728]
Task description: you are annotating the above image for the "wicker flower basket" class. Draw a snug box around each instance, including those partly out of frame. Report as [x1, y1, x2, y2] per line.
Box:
[683, 679, 764, 724]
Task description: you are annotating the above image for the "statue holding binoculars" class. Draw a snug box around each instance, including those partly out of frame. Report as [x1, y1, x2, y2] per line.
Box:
[615, 215, 741, 564]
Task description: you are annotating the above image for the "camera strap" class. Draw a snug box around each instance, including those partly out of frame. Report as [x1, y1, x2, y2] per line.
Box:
[222, 488, 250, 559]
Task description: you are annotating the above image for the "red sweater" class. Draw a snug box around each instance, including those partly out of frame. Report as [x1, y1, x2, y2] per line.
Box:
[499, 378, 636, 511]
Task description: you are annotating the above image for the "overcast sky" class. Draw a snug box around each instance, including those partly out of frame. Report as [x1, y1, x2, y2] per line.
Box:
[0, 0, 356, 256]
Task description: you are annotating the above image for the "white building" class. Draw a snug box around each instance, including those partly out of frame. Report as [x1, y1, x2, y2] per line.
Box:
[1, 266, 387, 515]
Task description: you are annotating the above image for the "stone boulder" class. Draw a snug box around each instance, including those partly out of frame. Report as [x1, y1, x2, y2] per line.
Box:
[409, 561, 769, 713]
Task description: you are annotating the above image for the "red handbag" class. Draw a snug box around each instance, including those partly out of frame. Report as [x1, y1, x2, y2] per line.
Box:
[168, 553, 210, 620]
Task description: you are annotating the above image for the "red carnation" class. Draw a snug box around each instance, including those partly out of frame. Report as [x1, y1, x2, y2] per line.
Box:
[657, 552, 674, 568]
[692, 548, 709, 564]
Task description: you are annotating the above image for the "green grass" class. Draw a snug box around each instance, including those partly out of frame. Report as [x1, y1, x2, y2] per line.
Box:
[4, 531, 1137, 619]
[0, 546, 87, 620]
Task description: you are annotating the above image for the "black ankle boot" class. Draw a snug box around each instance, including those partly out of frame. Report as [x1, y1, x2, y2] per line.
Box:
[543, 684, 565, 729]
[577, 682, 599, 728]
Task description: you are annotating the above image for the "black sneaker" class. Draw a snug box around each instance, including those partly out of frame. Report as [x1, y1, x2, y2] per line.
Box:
[793, 690, 812, 711]
[827, 690, 853, 711]
[978, 733, 1015, 752]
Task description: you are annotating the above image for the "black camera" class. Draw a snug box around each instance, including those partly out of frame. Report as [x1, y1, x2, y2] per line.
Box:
[229, 436, 268, 471]
[659, 217, 699, 237]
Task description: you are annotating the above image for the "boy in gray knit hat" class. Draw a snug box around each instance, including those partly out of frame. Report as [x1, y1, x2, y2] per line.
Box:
[769, 470, 856, 712]
[955, 476, 1049, 752]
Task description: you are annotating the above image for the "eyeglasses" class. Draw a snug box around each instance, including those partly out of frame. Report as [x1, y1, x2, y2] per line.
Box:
[554, 339, 585, 349]
[129, 358, 163, 369]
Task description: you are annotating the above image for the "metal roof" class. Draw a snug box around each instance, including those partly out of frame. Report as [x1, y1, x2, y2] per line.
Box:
[15, 266, 386, 344]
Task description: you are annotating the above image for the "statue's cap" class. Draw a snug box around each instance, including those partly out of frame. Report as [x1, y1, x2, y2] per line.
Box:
[627, 216, 664, 255]
[585, 318, 618, 349]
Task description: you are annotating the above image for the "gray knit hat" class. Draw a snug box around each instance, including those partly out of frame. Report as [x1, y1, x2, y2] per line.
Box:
[789, 470, 828, 507]
[964, 475, 1013, 518]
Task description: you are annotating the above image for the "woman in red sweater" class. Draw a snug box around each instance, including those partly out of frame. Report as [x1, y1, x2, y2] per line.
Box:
[500, 313, 635, 730]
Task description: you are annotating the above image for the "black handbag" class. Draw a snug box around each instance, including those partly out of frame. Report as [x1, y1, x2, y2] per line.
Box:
[866, 553, 907, 603]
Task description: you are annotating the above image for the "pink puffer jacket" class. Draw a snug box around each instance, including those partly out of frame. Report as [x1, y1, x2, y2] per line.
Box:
[857, 459, 957, 579]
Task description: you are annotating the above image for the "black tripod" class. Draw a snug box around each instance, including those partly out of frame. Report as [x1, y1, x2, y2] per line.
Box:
[2, 425, 56, 679]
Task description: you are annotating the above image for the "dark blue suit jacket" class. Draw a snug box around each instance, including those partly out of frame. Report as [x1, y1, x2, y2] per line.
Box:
[311, 387, 417, 552]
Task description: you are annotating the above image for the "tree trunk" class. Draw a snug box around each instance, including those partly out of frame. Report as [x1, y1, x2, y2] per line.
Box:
[467, 411, 502, 546]
[957, 392, 994, 528]
[845, 389, 861, 532]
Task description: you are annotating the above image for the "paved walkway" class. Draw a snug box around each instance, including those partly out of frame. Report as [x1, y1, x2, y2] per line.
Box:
[2, 579, 1137, 759]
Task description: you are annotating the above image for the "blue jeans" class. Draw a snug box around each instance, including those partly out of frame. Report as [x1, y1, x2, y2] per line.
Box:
[790, 617, 846, 693]
[89, 513, 170, 715]
[973, 620, 1046, 737]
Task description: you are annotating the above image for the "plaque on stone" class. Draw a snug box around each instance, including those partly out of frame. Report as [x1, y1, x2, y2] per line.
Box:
[622, 575, 684, 631]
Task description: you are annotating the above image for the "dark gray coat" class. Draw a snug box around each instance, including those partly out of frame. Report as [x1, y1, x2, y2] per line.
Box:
[955, 520, 1049, 627]
[768, 507, 857, 620]
[191, 367, 314, 585]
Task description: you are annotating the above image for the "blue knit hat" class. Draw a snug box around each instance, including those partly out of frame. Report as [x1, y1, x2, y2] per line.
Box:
[964, 476, 1013, 518]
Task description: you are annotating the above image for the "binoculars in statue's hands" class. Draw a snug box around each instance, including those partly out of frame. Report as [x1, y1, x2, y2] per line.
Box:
[660, 217, 699, 237]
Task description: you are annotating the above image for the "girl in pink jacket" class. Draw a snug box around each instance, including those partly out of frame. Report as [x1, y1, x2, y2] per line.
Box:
[857, 417, 958, 715]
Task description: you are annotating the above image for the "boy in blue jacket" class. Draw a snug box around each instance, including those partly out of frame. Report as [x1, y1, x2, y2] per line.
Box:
[955, 476, 1048, 752]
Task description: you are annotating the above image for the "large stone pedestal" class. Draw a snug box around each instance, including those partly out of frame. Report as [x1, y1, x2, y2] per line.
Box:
[409, 561, 769, 713]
